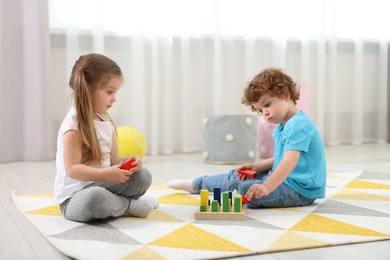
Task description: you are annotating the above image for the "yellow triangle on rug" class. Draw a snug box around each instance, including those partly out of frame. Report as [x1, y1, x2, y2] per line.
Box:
[149, 224, 251, 252]
[26, 204, 62, 216]
[345, 179, 390, 189]
[291, 213, 388, 236]
[266, 230, 330, 252]
[122, 245, 166, 260]
[332, 189, 390, 201]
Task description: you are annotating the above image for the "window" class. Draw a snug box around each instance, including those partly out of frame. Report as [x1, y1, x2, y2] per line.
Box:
[49, 0, 389, 39]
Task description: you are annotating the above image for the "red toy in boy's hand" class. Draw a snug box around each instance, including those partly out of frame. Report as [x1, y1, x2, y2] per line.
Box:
[241, 195, 252, 203]
[120, 158, 136, 170]
[237, 168, 256, 179]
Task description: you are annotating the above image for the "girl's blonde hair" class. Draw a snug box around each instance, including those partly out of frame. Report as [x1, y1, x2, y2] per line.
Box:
[242, 68, 300, 112]
[69, 53, 122, 164]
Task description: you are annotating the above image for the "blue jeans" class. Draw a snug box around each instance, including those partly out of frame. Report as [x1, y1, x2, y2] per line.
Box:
[193, 169, 315, 208]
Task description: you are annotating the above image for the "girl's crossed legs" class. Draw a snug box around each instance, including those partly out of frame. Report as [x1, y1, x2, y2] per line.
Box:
[61, 167, 158, 222]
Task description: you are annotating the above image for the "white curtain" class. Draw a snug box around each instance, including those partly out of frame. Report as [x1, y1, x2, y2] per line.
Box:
[0, 0, 52, 163]
[1, 0, 388, 162]
[49, 0, 388, 156]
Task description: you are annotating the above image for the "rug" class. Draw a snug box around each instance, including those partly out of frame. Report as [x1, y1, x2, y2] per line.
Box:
[13, 170, 390, 260]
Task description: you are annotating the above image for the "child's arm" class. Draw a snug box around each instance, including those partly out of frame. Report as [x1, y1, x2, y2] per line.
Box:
[240, 157, 274, 173]
[63, 130, 130, 183]
[237, 157, 274, 181]
[245, 150, 300, 200]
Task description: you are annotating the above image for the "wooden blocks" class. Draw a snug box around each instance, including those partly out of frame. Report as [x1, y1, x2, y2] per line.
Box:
[194, 205, 247, 220]
[194, 188, 247, 220]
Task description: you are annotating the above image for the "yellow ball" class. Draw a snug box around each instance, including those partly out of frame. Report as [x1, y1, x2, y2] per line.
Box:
[117, 126, 147, 158]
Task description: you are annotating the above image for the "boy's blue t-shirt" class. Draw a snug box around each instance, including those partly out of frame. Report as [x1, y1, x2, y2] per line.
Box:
[272, 111, 326, 199]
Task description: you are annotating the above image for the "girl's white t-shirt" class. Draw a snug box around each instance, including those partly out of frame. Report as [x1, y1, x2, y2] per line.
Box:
[54, 107, 115, 204]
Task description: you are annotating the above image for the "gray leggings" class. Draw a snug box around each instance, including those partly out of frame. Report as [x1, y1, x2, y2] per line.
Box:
[60, 167, 152, 222]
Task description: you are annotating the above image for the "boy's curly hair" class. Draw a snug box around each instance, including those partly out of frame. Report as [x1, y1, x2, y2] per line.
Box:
[242, 68, 300, 112]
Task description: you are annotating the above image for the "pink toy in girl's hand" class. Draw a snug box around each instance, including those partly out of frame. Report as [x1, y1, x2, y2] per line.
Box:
[120, 158, 135, 170]
[237, 168, 256, 179]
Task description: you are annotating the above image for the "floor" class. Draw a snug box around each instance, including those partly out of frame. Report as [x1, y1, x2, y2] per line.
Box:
[1, 143, 389, 259]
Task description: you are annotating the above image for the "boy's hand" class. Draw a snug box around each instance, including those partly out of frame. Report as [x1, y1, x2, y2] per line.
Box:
[237, 163, 258, 181]
[236, 168, 256, 181]
[245, 184, 270, 200]
[237, 172, 248, 181]
[239, 163, 257, 171]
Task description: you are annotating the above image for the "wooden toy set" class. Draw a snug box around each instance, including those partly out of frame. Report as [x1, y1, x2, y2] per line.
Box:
[194, 187, 248, 220]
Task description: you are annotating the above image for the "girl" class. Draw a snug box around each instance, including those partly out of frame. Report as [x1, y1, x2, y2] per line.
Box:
[166, 68, 326, 208]
[55, 53, 158, 222]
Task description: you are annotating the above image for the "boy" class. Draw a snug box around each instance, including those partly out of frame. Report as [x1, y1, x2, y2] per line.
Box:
[166, 68, 326, 208]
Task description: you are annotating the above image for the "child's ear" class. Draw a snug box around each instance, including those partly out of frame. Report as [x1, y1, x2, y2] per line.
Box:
[282, 94, 291, 101]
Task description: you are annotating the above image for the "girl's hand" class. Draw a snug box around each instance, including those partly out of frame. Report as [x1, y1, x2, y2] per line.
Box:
[103, 163, 133, 184]
[128, 156, 142, 173]
[245, 184, 270, 200]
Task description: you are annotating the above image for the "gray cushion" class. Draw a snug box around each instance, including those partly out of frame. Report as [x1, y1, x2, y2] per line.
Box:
[202, 115, 257, 164]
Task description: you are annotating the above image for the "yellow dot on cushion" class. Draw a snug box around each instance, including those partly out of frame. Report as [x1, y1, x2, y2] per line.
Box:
[245, 117, 253, 126]
[225, 134, 234, 142]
